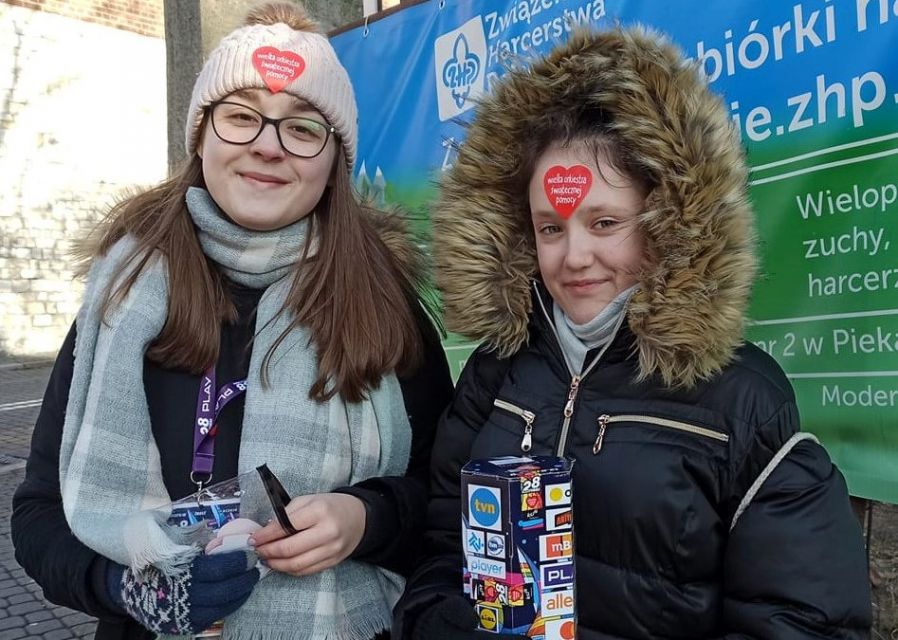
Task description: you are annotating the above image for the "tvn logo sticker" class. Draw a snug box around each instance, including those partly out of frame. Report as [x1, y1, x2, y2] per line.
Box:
[468, 555, 507, 579]
[544, 617, 576, 640]
[545, 482, 572, 507]
[468, 485, 502, 531]
[540, 561, 574, 588]
[546, 507, 573, 531]
[464, 525, 485, 555]
[541, 589, 575, 617]
[433, 17, 487, 121]
[539, 532, 573, 561]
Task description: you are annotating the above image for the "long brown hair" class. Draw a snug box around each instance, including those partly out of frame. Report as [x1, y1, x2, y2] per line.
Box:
[79, 145, 424, 404]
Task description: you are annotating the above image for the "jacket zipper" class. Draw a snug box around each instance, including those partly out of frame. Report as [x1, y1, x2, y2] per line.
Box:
[532, 281, 629, 457]
[593, 413, 730, 454]
[493, 399, 536, 452]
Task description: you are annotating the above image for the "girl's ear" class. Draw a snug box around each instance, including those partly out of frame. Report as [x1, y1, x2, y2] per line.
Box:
[196, 126, 205, 160]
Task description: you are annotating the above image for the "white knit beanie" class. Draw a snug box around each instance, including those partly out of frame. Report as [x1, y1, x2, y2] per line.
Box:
[185, 2, 357, 172]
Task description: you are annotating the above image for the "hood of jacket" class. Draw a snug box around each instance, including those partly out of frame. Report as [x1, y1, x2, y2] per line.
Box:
[434, 27, 757, 388]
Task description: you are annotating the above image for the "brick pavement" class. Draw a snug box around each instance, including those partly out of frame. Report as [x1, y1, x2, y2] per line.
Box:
[0, 364, 98, 639]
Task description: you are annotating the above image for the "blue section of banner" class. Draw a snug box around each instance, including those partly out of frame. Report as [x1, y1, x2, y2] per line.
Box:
[331, 0, 898, 501]
[334, 0, 898, 191]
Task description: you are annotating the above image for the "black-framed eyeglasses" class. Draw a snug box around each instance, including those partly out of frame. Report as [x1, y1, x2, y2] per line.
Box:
[207, 100, 336, 159]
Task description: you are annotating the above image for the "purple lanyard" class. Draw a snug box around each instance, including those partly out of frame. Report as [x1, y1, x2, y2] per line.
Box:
[192, 367, 247, 489]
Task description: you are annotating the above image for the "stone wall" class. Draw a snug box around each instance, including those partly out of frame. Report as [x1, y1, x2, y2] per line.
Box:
[0, 3, 167, 356]
[0, 0, 362, 358]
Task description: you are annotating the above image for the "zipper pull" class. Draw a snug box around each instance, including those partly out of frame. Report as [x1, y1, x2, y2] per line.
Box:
[593, 414, 610, 454]
[521, 411, 535, 452]
[563, 375, 581, 417]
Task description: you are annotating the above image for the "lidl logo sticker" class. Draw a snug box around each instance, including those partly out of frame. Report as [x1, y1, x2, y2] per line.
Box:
[545, 482, 572, 507]
[476, 603, 503, 632]
[539, 532, 573, 561]
[433, 17, 487, 121]
[469, 485, 502, 531]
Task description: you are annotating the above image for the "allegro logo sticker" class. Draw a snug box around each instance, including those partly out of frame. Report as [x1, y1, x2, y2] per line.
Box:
[468, 485, 502, 531]
[541, 589, 575, 617]
[539, 532, 573, 561]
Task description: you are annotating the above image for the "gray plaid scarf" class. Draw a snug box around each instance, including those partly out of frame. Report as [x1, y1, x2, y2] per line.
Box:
[60, 187, 411, 640]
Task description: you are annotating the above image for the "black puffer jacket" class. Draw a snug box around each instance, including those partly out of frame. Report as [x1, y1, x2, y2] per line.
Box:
[396, 285, 871, 639]
[393, 27, 871, 640]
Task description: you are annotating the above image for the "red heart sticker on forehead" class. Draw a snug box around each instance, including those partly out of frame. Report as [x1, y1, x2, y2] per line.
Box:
[252, 47, 306, 93]
[543, 165, 593, 219]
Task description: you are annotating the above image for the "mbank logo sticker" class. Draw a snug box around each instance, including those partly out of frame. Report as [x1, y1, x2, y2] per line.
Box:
[468, 485, 502, 531]
[539, 532, 573, 561]
[433, 17, 487, 121]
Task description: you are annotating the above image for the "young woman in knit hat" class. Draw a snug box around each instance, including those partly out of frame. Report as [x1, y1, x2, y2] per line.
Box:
[11, 3, 451, 639]
[393, 27, 871, 640]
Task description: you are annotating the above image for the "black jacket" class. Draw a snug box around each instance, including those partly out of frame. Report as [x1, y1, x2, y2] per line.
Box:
[12, 283, 453, 640]
[394, 291, 871, 639]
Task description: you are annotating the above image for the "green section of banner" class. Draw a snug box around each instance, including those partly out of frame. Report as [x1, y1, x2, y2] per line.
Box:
[746, 138, 898, 501]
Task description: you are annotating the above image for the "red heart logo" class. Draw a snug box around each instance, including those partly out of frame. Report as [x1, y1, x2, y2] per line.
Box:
[543, 165, 593, 219]
[252, 47, 306, 93]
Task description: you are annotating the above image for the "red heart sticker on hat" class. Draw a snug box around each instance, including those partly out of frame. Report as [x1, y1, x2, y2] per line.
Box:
[543, 165, 593, 219]
[252, 47, 306, 93]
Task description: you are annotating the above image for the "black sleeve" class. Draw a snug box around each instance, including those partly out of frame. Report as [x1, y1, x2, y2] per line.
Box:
[10, 323, 127, 622]
[391, 346, 510, 640]
[334, 307, 454, 576]
[717, 404, 872, 639]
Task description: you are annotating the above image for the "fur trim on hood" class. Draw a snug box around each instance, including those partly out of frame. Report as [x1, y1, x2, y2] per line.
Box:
[434, 27, 756, 388]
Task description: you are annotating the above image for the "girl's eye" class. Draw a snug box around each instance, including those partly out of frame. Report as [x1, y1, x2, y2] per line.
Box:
[538, 224, 561, 235]
[594, 219, 618, 229]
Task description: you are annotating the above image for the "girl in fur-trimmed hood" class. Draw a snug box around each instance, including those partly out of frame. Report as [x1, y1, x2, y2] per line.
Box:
[394, 26, 871, 640]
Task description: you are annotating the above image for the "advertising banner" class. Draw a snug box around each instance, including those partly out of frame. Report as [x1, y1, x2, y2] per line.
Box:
[331, 0, 898, 502]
